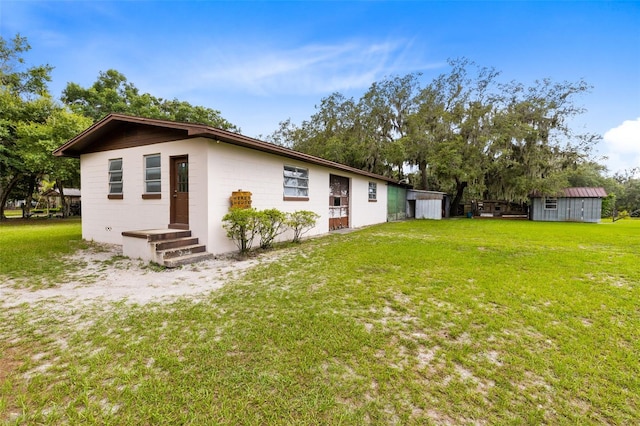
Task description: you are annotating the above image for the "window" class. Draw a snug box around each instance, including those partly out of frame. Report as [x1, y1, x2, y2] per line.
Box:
[108, 158, 123, 198]
[283, 165, 309, 199]
[544, 197, 558, 210]
[368, 182, 377, 201]
[144, 154, 161, 194]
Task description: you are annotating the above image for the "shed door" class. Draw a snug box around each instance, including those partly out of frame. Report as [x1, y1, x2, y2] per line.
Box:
[170, 155, 189, 228]
[329, 175, 349, 230]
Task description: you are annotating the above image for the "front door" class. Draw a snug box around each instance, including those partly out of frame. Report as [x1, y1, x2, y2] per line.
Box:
[329, 174, 349, 230]
[170, 155, 189, 228]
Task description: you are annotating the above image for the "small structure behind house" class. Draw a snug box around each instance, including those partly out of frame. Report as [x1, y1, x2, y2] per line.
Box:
[42, 188, 82, 216]
[472, 200, 528, 219]
[529, 187, 607, 223]
[406, 190, 447, 220]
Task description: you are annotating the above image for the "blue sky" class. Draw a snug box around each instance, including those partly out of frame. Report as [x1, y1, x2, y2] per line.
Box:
[2, 0, 639, 175]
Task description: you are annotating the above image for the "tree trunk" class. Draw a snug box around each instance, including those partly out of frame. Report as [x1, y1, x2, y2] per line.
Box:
[419, 160, 428, 190]
[23, 175, 38, 218]
[0, 174, 22, 220]
[56, 179, 69, 218]
[450, 177, 468, 216]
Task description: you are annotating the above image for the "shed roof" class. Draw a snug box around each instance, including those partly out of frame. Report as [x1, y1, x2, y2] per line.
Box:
[562, 187, 607, 198]
[42, 188, 81, 197]
[531, 187, 607, 198]
[53, 113, 398, 184]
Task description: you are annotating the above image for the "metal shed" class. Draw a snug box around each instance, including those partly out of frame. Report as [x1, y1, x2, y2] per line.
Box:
[529, 187, 607, 223]
[387, 184, 408, 221]
[407, 190, 446, 220]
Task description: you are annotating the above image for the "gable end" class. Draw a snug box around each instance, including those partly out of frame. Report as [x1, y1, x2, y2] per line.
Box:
[61, 122, 189, 157]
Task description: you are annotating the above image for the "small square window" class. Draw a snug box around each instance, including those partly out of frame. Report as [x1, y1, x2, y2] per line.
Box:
[284, 165, 309, 198]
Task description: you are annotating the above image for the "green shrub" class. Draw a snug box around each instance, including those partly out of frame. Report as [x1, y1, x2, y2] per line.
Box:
[256, 208, 288, 249]
[618, 210, 630, 220]
[287, 210, 320, 243]
[222, 208, 259, 253]
[223, 208, 320, 253]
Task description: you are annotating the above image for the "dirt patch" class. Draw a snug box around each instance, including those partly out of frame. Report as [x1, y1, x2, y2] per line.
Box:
[0, 347, 22, 382]
[1, 243, 286, 309]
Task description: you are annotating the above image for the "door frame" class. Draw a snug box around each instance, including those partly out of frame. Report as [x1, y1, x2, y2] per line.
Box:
[169, 155, 189, 229]
[329, 174, 350, 230]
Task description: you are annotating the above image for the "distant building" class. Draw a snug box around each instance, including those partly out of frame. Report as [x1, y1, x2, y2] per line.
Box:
[406, 190, 447, 220]
[529, 187, 607, 223]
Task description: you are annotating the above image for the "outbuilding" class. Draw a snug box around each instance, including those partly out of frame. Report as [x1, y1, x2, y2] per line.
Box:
[406, 189, 446, 220]
[54, 114, 397, 265]
[529, 187, 607, 223]
[42, 187, 82, 216]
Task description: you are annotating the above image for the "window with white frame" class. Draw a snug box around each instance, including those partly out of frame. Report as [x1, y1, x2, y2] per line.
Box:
[108, 158, 123, 195]
[283, 165, 309, 198]
[368, 182, 377, 201]
[144, 154, 161, 193]
[544, 197, 558, 210]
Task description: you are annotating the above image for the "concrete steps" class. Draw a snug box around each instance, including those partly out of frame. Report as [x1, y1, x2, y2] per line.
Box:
[121, 229, 213, 267]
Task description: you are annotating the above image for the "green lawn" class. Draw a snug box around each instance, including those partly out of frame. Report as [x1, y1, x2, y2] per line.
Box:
[0, 218, 83, 287]
[1, 219, 639, 424]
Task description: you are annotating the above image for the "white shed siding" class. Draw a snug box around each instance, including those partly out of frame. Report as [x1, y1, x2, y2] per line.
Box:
[80, 139, 209, 245]
[415, 199, 442, 220]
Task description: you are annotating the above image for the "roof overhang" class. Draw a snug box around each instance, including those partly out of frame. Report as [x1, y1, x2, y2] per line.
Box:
[54, 113, 398, 184]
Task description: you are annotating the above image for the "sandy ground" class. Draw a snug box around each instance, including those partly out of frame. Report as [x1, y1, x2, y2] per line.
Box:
[1, 244, 279, 309]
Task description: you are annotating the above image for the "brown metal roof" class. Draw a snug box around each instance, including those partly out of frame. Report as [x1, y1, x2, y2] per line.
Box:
[530, 187, 607, 198]
[561, 187, 607, 198]
[53, 113, 399, 184]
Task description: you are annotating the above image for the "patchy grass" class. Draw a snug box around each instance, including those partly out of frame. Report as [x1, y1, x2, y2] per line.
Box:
[1, 219, 639, 424]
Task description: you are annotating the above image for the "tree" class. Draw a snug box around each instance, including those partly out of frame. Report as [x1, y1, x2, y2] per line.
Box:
[62, 69, 239, 130]
[1, 34, 98, 219]
[405, 59, 499, 213]
[286, 93, 369, 169]
[275, 75, 422, 178]
[613, 168, 640, 213]
[0, 34, 55, 219]
[15, 108, 91, 216]
[269, 58, 600, 215]
[487, 78, 594, 202]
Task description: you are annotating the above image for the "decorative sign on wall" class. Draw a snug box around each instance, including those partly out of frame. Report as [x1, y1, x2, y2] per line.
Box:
[230, 190, 252, 209]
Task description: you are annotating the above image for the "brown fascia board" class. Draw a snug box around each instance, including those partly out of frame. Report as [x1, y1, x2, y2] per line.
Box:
[54, 113, 398, 184]
[53, 113, 196, 157]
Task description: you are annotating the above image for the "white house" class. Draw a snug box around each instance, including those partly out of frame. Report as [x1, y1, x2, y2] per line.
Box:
[54, 114, 396, 266]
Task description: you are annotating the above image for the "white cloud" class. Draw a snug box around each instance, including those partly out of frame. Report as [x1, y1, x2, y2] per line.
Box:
[602, 117, 640, 174]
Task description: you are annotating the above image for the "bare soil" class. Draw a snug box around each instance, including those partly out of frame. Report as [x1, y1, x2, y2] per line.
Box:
[1, 243, 280, 309]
